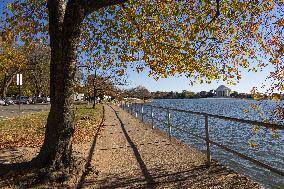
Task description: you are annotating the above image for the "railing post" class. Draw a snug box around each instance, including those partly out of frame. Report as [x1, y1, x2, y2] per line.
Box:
[151, 106, 154, 129]
[167, 108, 171, 139]
[135, 103, 137, 113]
[204, 114, 211, 166]
[141, 104, 144, 122]
[134, 103, 136, 117]
[131, 103, 133, 115]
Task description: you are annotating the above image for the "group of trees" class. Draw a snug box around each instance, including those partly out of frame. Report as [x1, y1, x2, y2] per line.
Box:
[0, 31, 124, 103]
[0, 31, 25, 98]
[0, 0, 282, 178]
[0, 31, 51, 99]
[123, 86, 151, 100]
[76, 72, 126, 108]
[24, 46, 51, 97]
[77, 55, 127, 108]
[152, 90, 215, 99]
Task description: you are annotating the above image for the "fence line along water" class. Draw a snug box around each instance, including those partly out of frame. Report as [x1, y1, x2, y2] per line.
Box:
[120, 102, 284, 178]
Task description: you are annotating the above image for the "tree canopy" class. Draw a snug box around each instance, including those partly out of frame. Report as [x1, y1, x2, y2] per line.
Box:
[3, 0, 283, 88]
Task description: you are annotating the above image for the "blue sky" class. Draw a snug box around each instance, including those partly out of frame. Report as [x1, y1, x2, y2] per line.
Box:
[126, 66, 271, 93]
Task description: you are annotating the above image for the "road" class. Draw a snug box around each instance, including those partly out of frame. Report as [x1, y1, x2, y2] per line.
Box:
[0, 104, 50, 121]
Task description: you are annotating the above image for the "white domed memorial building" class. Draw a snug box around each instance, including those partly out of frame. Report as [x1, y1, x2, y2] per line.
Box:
[215, 85, 231, 97]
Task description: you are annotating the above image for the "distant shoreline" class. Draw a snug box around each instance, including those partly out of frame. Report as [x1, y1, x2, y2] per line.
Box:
[151, 97, 284, 101]
[152, 97, 254, 100]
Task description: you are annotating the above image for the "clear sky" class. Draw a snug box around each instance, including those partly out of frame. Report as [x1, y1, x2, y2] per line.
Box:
[125, 66, 271, 93]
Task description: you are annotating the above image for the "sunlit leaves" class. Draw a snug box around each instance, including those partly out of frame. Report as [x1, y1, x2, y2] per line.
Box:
[4, 0, 283, 88]
[0, 34, 27, 75]
[5, 0, 48, 47]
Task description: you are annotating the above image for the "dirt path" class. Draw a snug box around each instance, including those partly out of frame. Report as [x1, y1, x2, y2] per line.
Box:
[80, 104, 263, 189]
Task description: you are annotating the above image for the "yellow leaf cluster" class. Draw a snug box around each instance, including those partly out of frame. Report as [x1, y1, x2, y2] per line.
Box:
[0, 35, 27, 74]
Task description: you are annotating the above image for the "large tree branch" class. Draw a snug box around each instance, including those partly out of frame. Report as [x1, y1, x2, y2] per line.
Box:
[84, 0, 127, 16]
[47, 0, 66, 34]
[201, 0, 220, 32]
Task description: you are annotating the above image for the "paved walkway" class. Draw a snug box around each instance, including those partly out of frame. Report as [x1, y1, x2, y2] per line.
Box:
[0, 104, 50, 120]
[80, 105, 262, 188]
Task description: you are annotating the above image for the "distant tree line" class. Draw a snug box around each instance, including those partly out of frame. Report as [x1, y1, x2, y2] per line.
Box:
[121, 87, 284, 101]
[122, 86, 151, 100]
[151, 90, 214, 99]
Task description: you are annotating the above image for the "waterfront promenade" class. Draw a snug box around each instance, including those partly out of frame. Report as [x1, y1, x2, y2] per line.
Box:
[81, 104, 262, 188]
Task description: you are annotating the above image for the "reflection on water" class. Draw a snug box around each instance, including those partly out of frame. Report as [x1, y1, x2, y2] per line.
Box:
[129, 98, 284, 188]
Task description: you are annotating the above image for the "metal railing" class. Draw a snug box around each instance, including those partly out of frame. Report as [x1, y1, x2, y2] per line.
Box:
[120, 102, 284, 177]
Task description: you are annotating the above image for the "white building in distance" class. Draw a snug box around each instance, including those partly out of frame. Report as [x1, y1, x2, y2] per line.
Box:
[215, 85, 231, 97]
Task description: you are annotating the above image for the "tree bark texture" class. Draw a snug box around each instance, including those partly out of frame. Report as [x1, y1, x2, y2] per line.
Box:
[34, 0, 126, 170]
[34, 1, 85, 169]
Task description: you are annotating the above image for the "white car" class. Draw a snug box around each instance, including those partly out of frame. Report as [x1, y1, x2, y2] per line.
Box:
[0, 99, 5, 105]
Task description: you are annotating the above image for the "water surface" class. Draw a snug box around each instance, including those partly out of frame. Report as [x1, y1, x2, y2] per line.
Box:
[130, 98, 284, 188]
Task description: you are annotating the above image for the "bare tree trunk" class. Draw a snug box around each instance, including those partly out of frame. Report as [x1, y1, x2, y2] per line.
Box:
[93, 89, 97, 109]
[33, 74, 42, 97]
[33, 1, 85, 170]
[0, 75, 7, 99]
[0, 73, 16, 99]
[92, 78, 97, 109]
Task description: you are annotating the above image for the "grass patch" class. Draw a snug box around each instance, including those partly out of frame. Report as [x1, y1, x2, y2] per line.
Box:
[75, 104, 102, 121]
[0, 104, 103, 149]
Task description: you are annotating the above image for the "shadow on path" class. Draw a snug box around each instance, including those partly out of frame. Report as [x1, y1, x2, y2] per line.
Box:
[91, 163, 220, 188]
[108, 105, 155, 188]
[76, 106, 105, 189]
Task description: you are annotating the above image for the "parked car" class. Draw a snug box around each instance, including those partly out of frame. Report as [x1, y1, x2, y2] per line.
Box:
[14, 96, 31, 104]
[5, 97, 15, 105]
[32, 96, 47, 104]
